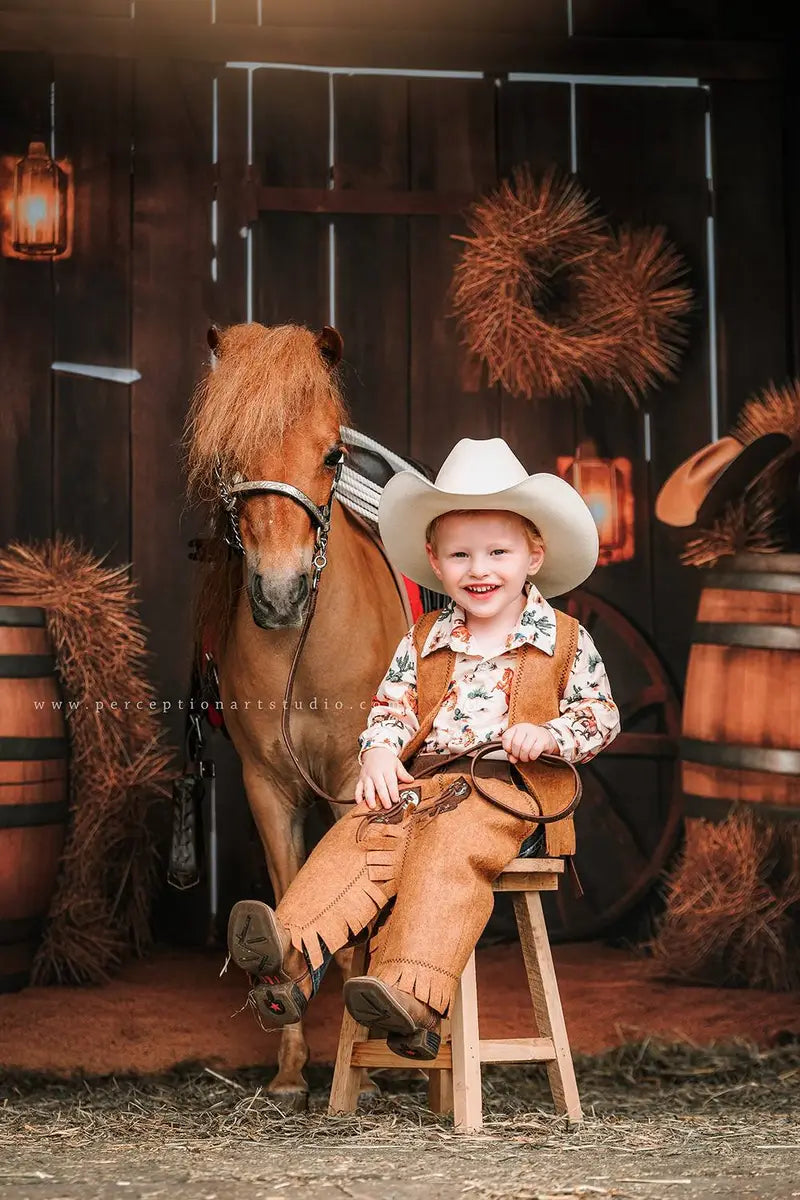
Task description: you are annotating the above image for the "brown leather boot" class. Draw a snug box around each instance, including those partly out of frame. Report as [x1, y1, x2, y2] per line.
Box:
[227, 899, 311, 1027]
[342, 976, 442, 1061]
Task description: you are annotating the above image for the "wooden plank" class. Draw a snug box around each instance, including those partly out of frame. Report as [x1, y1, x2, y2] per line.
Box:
[575, 84, 709, 685]
[252, 69, 329, 329]
[572, 0, 717, 38]
[493, 873, 559, 892]
[328, 941, 369, 1114]
[711, 81, 787, 428]
[334, 75, 409, 452]
[479, 1036, 555, 1063]
[349, 1042, 453, 1070]
[572, 0, 785, 39]
[496, 81, 577, 477]
[499, 858, 565, 874]
[214, 66, 248, 326]
[408, 76, 498, 469]
[135, 0, 210, 21]
[257, 186, 475, 216]
[0, 52, 54, 548]
[52, 55, 132, 565]
[513, 891, 582, 1123]
[450, 950, 483, 1132]
[0, 0, 128, 12]
[216, 0, 258, 20]
[131, 59, 213, 750]
[0, 14, 784, 79]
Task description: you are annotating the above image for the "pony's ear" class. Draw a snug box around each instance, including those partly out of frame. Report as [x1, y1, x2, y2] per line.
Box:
[316, 325, 343, 369]
[207, 324, 222, 356]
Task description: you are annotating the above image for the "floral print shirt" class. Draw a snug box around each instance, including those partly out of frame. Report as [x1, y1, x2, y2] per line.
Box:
[358, 585, 620, 765]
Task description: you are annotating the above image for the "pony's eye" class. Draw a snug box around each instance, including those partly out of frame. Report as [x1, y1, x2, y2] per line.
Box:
[324, 447, 345, 468]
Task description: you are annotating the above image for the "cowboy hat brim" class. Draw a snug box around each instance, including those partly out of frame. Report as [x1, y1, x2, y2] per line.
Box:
[656, 432, 790, 528]
[378, 471, 599, 599]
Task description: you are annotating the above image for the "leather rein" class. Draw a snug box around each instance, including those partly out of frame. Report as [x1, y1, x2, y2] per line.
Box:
[216, 457, 581, 826]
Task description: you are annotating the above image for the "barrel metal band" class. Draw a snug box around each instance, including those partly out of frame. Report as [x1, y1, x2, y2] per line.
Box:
[681, 737, 800, 776]
[0, 800, 69, 828]
[683, 793, 800, 824]
[0, 916, 43, 945]
[0, 606, 45, 627]
[693, 622, 800, 651]
[0, 655, 56, 678]
[702, 570, 800, 594]
[0, 737, 68, 761]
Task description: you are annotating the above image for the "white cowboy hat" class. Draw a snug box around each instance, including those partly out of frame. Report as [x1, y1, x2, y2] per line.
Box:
[378, 438, 599, 598]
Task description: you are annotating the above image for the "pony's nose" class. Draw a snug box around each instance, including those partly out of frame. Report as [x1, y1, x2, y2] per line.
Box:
[249, 571, 310, 629]
[292, 574, 309, 606]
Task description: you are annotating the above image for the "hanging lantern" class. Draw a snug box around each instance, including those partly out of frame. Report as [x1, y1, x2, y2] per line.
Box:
[558, 439, 635, 564]
[1, 142, 73, 260]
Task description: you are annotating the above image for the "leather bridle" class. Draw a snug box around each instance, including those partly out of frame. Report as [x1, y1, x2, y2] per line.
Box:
[214, 454, 581, 825]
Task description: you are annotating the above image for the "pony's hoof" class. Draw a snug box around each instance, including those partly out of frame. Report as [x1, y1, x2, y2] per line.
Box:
[267, 1086, 309, 1113]
[359, 1074, 381, 1102]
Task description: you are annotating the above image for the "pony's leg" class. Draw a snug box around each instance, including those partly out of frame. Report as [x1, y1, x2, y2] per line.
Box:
[242, 767, 311, 1110]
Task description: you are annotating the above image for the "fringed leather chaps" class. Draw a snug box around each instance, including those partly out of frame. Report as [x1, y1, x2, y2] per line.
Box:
[276, 769, 537, 1015]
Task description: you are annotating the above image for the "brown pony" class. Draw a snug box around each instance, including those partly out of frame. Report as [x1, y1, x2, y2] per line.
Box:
[184, 322, 409, 1106]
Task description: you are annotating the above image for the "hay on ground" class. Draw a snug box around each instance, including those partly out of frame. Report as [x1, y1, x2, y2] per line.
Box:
[0, 536, 174, 984]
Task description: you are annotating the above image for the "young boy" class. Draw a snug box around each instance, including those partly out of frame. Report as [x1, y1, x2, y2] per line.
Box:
[227, 438, 619, 1059]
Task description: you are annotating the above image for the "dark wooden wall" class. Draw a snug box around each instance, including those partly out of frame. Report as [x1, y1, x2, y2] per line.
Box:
[0, 0, 793, 935]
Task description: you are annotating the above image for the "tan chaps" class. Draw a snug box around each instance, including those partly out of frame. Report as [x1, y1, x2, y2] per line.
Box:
[276, 772, 538, 1015]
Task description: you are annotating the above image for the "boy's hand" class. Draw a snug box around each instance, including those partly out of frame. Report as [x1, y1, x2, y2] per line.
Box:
[501, 723, 558, 764]
[355, 747, 415, 810]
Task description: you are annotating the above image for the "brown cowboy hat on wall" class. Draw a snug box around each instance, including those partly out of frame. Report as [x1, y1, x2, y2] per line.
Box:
[655, 432, 790, 528]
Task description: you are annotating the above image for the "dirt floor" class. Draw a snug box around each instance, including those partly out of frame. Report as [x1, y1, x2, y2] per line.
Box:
[1, 944, 799, 1200]
[0, 942, 798, 1073]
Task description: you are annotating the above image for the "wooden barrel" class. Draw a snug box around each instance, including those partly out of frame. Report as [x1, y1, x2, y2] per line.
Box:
[0, 603, 69, 992]
[682, 553, 800, 823]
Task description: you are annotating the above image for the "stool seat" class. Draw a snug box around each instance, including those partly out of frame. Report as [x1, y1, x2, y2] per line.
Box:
[328, 857, 582, 1131]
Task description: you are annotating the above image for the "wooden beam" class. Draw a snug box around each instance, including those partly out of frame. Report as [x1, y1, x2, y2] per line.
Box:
[256, 185, 475, 215]
[479, 1037, 555, 1063]
[0, 12, 785, 78]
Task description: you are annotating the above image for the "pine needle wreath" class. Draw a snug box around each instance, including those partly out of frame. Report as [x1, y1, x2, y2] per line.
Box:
[0, 536, 174, 984]
[451, 166, 617, 400]
[583, 226, 693, 404]
[451, 166, 693, 403]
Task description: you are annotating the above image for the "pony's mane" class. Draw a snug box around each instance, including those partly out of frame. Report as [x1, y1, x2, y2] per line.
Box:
[183, 322, 348, 653]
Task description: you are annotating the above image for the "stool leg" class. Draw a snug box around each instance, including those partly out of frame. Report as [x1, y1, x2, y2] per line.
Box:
[427, 1018, 453, 1114]
[513, 892, 582, 1124]
[450, 951, 483, 1133]
[328, 941, 369, 1115]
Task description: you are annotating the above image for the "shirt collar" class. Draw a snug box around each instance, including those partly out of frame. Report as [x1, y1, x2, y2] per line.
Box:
[421, 583, 557, 659]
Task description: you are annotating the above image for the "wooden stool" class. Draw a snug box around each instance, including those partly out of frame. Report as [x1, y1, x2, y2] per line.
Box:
[328, 857, 582, 1131]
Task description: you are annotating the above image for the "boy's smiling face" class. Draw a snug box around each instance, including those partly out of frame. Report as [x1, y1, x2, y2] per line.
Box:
[425, 510, 544, 627]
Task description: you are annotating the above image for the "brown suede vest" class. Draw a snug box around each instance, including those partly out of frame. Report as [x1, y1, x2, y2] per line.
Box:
[399, 608, 580, 856]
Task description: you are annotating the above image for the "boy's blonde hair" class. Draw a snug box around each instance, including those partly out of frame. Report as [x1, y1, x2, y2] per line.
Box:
[425, 509, 544, 555]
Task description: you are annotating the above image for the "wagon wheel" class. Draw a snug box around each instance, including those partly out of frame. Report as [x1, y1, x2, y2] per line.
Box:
[542, 588, 682, 942]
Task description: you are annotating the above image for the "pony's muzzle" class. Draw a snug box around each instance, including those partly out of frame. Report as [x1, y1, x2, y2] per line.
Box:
[249, 570, 310, 629]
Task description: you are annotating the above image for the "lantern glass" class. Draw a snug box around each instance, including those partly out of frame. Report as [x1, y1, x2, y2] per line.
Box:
[557, 441, 635, 565]
[11, 142, 68, 257]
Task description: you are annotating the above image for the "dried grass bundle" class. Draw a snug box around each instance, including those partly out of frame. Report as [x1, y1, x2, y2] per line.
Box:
[733, 378, 800, 446]
[583, 226, 693, 404]
[451, 166, 615, 400]
[0, 537, 174, 984]
[681, 477, 782, 567]
[683, 380, 800, 566]
[651, 812, 800, 991]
